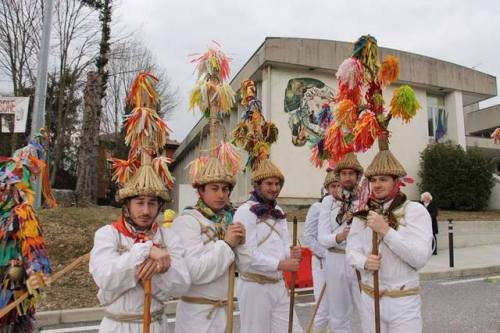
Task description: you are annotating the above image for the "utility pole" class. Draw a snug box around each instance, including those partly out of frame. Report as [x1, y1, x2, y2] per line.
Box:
[31, 0, 55, 209]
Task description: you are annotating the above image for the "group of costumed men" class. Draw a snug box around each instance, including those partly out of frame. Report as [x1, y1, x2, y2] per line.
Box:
[89, 45, 303, 333]
[304, 35, 432, 333]
[87, 37, 433, 333]
[0, 35, 432, 333]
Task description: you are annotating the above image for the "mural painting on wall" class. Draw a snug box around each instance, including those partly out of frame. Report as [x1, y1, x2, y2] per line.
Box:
[283, 78, 336, 153]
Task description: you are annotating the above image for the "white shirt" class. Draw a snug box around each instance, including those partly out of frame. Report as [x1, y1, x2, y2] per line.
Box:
[171, 208, 236, 300]
[303, 202, 328, 258]
[346, 200, 433, 290]
[234, 201, 291, 279]
[89, 224, 191, 332]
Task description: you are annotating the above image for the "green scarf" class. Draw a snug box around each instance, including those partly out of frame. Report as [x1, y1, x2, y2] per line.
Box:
[194, 199, 233, 240]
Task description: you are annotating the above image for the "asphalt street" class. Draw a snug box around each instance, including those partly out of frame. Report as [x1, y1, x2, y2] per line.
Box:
[39, 274, 500, 333]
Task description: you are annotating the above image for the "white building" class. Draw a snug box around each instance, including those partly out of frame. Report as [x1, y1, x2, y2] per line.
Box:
[169, 37, 500, 211]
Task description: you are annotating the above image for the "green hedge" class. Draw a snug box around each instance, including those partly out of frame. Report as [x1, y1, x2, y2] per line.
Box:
[418, 141, 495, 210]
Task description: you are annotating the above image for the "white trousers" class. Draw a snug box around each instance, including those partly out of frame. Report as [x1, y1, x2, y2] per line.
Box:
[311, 255, 331, 330]
[359, 292, 422, 333]
[237, 278, 304, 333]
[324, 251, 361, 333]
[175, 300, 226, 333]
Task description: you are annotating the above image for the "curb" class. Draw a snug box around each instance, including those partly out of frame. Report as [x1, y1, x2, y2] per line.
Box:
[419, 265, 500, 281]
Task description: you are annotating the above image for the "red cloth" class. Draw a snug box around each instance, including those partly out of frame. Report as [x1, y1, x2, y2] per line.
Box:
[112, 215, 159, 244]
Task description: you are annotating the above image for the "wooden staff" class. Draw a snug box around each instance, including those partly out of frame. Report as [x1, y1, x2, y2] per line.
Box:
[305, 282, 327, 333]
[143, 278, 153, 333]
[0, 252, 90, 319]
[372, 231, 381, 333]
[288, 216, 298, 333]
[226, 262, 236, 333]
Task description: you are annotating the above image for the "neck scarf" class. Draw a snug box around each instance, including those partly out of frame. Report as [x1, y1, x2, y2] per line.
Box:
[335, 190, 357, 226]
[355, 191, 408, 230]
[112, 214, 158, 244]
[193, 198, 233, 240]
[249, 190, 286, 219]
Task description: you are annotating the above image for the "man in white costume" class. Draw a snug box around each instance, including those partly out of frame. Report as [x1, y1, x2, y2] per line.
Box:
[302, 169, 340, 333]
[346, 141, 432, 333]
[90, 72, 190, 333]
[235, 159, 303, 333]
[172, 157, 246, 333]
[317, 153, 364, 333]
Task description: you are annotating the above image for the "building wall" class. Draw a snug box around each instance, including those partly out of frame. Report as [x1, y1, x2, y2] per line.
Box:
[262, 66, 435, 202]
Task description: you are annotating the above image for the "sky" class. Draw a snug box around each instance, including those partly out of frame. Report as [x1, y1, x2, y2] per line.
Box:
[112, 0, 500, 141]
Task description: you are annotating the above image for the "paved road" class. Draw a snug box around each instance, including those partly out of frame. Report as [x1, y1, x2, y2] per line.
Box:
[39, 275, 500, 333]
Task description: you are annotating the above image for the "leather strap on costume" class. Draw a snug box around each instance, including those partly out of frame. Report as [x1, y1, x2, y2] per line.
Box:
[359, 282, 419, 298]
[327, 247, 346, 254]
[183, 211, 218, 244]
[256, 218, 281, 247]
[240, 272, 282, 284]
[104, 309, 165, 323]
[180, 296, 227, 319]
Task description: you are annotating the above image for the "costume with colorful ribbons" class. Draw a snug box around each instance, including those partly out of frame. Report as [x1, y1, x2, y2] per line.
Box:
[318, 35, 420, 164]
[0, 131, 56, 332]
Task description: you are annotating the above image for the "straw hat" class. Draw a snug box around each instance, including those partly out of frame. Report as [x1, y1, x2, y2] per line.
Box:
[364, 137, 406, 178]
[333, 152, 364, 174]
[193, 156, 236, 187]
[251, 159, 284, 184]
[323, 170, 339, 188]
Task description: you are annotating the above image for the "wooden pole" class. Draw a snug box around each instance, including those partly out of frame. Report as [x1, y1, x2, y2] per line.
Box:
[288, 216, 298, 333]
[305, 282, 327, 333]
[372, 231, 381, 333]
[226, 262, 236, 333]
[143, 278, 152, 333]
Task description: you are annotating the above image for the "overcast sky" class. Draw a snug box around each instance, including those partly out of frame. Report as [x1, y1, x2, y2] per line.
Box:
[114, 0, 499, 140]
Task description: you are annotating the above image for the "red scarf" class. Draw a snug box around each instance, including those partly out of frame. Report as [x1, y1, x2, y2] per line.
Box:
[112, 215, 159, 244]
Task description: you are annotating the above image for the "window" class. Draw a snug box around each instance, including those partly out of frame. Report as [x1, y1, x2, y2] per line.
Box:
[427, 95, 446, 140]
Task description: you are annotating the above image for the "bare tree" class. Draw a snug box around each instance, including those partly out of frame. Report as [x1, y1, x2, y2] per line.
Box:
[75, 0, 112, 204]
[102, 39, 177, 136]
[48, 0, 100, 185]
[0, 0, 43, 153]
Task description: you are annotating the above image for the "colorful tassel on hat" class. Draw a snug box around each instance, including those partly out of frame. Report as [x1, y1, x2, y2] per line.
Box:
[123, 107, 170, 151]
[152, 156, 175, 190]
[390, 85, 421, 123]
[378, 55, 400, 86]
[216, 142, 241, 175]
[352, 111, 384, 152]
[335, 99, 358, 129]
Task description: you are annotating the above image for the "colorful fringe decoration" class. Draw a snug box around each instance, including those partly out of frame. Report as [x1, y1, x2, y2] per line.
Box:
[323, 124, 353, 162]
[152, 157, 175, 190]
[0, 132, 54, 331]
[312, 35, 421, 164]
[216, 142, 242, 175]
[232, 80, 278, 170]
[352, 111, 384, 152]
[378, 55, 400, 86]
[390, 85, 421, 123]
[123, 107, 170, 151]
[189, 42, 235, 116]
[127, 72, 160, 107]
[109, 71, 175, 201]
[185, 156, 209, 184]
[335, 99, 358, 129]
[108, 157, 140, 185]
[190, 41, 231, 81]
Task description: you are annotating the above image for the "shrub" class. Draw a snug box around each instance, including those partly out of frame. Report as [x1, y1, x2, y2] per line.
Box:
[418, 141, 495, 210]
